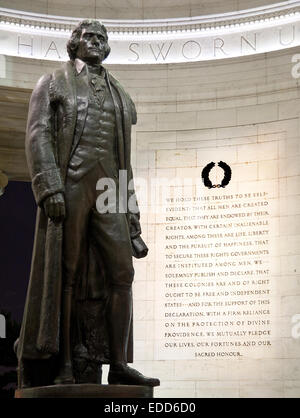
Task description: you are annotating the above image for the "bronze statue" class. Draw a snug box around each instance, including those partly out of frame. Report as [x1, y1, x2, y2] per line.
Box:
[16, 19, 159, 389]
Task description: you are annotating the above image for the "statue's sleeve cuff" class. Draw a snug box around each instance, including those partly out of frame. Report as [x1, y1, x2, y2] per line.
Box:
[32, 168, 64, 206]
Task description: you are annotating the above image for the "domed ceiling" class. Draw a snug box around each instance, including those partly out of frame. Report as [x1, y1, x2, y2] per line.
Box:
[0, 0, 289, 19]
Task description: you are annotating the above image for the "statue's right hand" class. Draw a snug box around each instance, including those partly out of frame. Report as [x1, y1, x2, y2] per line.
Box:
[43, 192, 66, 221]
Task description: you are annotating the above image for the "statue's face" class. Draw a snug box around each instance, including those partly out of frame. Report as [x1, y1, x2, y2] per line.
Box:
[76, 24, 108, 64]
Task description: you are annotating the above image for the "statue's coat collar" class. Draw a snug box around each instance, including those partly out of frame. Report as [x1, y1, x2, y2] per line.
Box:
[74, 58, 105, 77]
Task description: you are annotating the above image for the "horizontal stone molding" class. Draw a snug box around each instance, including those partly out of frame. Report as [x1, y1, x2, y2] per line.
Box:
[1, 2, 300, 63]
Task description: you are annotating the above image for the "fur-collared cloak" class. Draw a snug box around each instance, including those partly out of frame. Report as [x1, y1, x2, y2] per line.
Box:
[17, 60, 137, 362]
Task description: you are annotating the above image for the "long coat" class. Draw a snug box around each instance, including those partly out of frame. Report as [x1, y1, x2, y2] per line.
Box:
[17, 60, 138, 362]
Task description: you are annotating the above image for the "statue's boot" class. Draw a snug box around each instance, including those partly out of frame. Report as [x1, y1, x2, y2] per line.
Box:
[107, 286, 160, 387]
[108, 363, 160, 386]
[54, 288, 75, 385]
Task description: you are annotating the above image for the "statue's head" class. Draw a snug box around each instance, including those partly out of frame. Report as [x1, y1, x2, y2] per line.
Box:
[67, 20, 111, 64]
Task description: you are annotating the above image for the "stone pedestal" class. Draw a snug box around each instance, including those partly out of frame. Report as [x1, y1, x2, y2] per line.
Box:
[15, 384, 154, 398]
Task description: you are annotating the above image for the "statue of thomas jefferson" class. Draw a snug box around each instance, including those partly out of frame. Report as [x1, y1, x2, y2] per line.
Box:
[16, 19, 159, 388]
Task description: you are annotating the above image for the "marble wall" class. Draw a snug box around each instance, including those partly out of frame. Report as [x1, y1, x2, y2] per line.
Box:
[114, 48, 300, 398]
[0, 44, 299, 397]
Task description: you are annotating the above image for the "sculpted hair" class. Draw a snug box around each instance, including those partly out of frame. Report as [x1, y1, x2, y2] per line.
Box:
[67, 19, 111, 60]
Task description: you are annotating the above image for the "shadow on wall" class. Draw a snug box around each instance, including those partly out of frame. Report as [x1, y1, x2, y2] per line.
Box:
[0, 181, 36, 398]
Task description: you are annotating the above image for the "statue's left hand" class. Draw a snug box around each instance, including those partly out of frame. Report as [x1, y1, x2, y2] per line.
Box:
[130, 213, 141, 239]
[43, 192, 66, 221]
